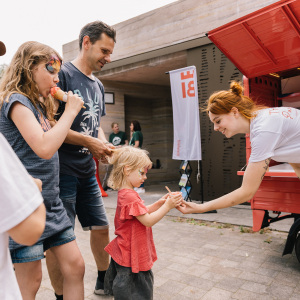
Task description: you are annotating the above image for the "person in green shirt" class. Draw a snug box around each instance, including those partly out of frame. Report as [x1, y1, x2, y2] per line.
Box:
[102, 123, 128, 191]
[129, 120, 143, 148]
[109, 122, 128, 147]
[129, 120, 145, 193]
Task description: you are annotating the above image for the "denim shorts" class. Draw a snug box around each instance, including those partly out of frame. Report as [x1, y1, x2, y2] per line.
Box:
[10, 227, 75, 263]
[59, 174, 109, 231]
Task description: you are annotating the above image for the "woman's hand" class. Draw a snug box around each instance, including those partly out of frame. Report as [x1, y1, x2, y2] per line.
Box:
[176, 201, 203, 214]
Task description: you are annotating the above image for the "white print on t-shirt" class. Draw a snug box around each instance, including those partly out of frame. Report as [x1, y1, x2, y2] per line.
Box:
[79, 147, 90, 155]
[112, 136, 122, 146]
[80, 122, 93, 136]
[74, 87, 101, 136]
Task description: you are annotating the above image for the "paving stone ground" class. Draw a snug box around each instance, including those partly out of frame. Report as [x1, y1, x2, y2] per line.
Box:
[37, 185, 300, 299]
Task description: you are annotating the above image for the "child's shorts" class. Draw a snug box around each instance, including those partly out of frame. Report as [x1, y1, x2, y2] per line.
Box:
[104, 258, 154, 300]
[10, 226, 75, 263]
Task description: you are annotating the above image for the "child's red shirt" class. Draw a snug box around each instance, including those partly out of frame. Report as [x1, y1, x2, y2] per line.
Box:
[104, 189, 157, 273]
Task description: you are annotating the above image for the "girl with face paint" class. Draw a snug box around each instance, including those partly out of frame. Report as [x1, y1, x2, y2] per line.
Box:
[103, 146, 183, 300]
[0, 41, 85, 300]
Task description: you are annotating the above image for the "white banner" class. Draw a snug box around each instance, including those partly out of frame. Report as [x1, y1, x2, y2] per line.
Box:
[169, 66, 202, 160]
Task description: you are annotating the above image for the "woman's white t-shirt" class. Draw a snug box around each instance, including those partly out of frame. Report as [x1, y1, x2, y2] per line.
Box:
[0, 133, 43, 300]
[249, 107, 300, 163]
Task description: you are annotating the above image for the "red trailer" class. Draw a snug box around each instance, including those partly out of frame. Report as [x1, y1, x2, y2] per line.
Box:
[208, 0, 300, 261]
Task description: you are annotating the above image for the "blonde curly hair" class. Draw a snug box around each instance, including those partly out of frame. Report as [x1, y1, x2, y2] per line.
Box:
[0, 41, 62, 121]
[107, 146, 152, 190]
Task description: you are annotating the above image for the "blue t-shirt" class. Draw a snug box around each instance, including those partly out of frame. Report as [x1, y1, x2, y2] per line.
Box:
[57, 62, 106, 178]
[0, 94, 72, 250]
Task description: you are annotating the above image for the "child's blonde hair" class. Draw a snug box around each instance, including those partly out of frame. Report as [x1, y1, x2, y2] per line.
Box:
[108, 146, 152, 190]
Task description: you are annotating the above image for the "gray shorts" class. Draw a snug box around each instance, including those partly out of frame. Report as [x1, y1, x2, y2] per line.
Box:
[104, 258, 154, 300]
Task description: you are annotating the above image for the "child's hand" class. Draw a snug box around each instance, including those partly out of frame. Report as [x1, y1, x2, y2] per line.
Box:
[153, 193, 169, 208]
[158, 193, 169, 204]
[65, 91, 85, 115]
[165, 192, 183, 209]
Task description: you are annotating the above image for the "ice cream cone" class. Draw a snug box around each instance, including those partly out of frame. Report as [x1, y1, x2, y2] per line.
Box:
[50, 87, 67, 102]
[50, 87, 86, 109]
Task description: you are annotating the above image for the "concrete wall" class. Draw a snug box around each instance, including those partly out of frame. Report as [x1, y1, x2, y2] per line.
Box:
[62, 0, 279, 63]
[61, 0, 280, 194]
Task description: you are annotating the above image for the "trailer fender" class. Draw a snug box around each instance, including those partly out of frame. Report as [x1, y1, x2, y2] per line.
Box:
[282, 218, 300, 256]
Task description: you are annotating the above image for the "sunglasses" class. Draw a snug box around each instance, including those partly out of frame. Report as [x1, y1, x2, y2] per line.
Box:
[45, 56, 62, 74]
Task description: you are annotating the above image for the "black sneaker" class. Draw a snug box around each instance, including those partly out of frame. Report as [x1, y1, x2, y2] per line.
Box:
[94, 276, 105, 295]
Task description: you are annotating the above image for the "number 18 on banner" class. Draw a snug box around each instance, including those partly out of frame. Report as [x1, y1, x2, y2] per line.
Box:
[181, 70, 195, 98]
[169, 66, 202, 161]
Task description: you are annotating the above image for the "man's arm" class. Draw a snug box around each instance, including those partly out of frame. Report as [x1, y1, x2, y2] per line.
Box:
[52, 97, 112, 159]
[49, 121, 111, 160]
[97, 126, 109, 143]
[65, 129, 112, 159]
[8, 203, 46, 245]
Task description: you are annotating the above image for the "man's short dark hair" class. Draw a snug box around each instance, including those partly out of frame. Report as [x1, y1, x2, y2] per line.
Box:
[79, 21, 116, 50]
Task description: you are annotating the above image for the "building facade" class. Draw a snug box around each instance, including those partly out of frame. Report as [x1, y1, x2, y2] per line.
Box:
[62, 0, 280, 200]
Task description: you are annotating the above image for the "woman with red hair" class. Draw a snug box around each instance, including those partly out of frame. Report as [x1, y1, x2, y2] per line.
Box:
[178, 81, 300, 214]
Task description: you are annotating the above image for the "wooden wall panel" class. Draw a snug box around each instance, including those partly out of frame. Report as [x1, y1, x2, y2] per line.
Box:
[100, 81, 177, 185]
[187, 44, 245, 201]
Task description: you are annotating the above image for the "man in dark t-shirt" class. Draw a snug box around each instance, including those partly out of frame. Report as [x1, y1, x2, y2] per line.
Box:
[46, 21, 116, 299]
[109, 122, 128, 146]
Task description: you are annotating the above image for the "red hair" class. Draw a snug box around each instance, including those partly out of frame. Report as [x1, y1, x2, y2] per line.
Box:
[205, 81, 266, 119]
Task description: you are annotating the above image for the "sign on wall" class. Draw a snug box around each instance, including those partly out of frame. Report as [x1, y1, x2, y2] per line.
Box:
[169, 66, 202, 160]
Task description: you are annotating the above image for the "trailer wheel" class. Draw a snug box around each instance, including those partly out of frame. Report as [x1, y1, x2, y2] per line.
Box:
[295, 234, 300, 263]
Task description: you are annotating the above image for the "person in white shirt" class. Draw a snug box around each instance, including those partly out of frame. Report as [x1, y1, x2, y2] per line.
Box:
[0, 133, 45, 300]
[178, 81, 300, 214]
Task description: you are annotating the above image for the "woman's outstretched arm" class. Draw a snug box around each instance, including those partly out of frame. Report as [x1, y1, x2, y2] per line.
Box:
[177, 158, 271, 214]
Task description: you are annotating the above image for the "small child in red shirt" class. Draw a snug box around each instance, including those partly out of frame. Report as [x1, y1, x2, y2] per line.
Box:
[104, 146, 183, 300]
